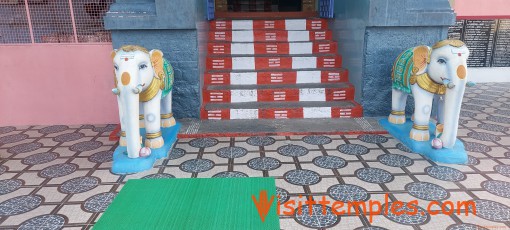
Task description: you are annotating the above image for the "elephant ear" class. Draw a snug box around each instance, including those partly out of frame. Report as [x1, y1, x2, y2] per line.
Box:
[114, 71, 118, 88]
[110, 49, 117, 61]
[412, 46, 431, 75]
[150, 49, 165, 80]
[111, 49, 117, 87]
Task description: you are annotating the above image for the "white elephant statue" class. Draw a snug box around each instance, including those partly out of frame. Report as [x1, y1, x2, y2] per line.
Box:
[111, 45, 176, 158]
[388, 39, 470, 149]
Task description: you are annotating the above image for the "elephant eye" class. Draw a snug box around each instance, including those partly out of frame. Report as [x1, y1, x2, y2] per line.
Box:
[114, 65, 118, 71]
[437, 58, 447, 64]
[139, 64, 148, 70]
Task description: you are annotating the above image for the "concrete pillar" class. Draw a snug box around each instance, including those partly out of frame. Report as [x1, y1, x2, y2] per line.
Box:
[104, 0, 207, 118]
[333, 0, 455, 117]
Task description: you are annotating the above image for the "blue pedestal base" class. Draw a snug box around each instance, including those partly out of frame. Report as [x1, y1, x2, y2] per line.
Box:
[379, 119, 467, 164]
[112, 123, 181, 174]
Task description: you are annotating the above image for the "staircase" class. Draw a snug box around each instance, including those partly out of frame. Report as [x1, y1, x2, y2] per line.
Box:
[201, 18, 363, 120]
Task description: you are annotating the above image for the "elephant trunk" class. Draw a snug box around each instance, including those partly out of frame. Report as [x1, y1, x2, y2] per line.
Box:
[440, 66, 467, 148]
[119, 72, 142, 158]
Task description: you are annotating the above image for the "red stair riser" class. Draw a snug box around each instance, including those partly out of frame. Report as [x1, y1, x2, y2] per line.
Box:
[201, 17, 364, 120]
[326, 87, 355, 101]
[202, 87, 355, 103]
[204, 70, 349, 85]
[200, 104, 363, 120]
[207, 42, 337, 55]
[206, 56, 342, 70]
[209, 30, 332, 42]
[210, 19, 328, 30]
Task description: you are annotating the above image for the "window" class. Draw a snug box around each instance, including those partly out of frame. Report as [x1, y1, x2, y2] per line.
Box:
[0, 0, 114, 44]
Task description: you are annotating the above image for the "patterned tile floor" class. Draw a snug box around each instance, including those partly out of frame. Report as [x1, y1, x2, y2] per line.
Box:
[0, 82, 509, 229]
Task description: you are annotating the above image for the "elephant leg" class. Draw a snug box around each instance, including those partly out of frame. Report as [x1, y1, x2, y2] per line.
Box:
[117, 97, 127, 147]
[410, 85, 434, 141]
[160, 92, 176, 127]
[139, 104, 145, 129]
[388, 89, 408, 124]
[144, 92, 164, 149]
[435, 95, 445, 136]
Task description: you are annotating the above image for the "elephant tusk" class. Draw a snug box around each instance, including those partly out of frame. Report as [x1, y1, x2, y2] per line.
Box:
[112, 88, 120, 95]
[441, 78, 456, 89]
[132, 84, 143, 94]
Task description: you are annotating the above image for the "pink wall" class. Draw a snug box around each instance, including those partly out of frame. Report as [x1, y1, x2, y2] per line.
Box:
[454, 0, 510, 19]
[0, 44, 119, 126]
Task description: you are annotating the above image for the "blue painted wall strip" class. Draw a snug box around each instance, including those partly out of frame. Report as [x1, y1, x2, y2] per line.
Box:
[207, 0, 215, 20]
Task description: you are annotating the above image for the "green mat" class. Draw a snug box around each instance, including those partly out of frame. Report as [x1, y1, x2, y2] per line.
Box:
[94, 177, 280, 230]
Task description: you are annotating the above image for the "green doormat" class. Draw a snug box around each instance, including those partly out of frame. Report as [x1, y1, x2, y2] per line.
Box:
[94, 177, 280, 230]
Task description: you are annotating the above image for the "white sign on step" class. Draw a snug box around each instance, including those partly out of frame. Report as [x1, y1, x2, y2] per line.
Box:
[232, 31, 254, 42]
[299, 88, 326, 101]
[232, 57, 255, 70]
[232, 20, 253, 30]
[292, 57, 317, 69]
[230, 72, 257, 85]
[231, 43, 255, 55]
[231, 89, 257, 102]
[303, 107, 331, 118]
[289, 42, 313, 54]
[296, 71, 321, 83]
[288, 31, 309, 42]
[285, 19, 306, 30]
[230, 109, 259, 119]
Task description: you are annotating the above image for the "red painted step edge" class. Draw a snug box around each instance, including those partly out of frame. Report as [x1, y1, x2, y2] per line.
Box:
[207, 41, 338, 55]
[200, 102, 363, 120]
[178, 130, 387, 138]
[202, 85, 356, 103]
[215, 11, 318, 20]
[209, 30, 333, 42]
[204, 69, 349, 85]
[209, 18, 328, 30]
[206, 56, 342, 71]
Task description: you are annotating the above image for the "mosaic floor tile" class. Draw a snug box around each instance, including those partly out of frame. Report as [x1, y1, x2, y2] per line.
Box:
[382, 201, 430, 225]
[18, 214, 66, 230]
[425, 166, 466, 182]
[246, 136, 276, 146]
[188, 137, 219, 148]
[247, 157, 281, 171]
[284, 169, 321, 186]
[405, 182, 449, 201]
[83, 192, 116, 213]
[294, 204, 340, 228]
[338, 143, 370, 155]
[355, 167, 394, 184]
[212, 171, 248, 178]
[39, 163, 79, 179]
[470, 199, 510, 222]
[312, 155, 347, 169]
[0, 179, 22, 196]
[0, 195, 43, 216]
[302, 135, 332, 145]
[328, 184, 369, 202]
[0, 84, 509, 229]
[215, 146, 248, 158]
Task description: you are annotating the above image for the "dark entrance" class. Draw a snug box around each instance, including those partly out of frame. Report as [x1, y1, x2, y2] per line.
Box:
[213, 0, 317, 19]
[228, 0, 302, 12]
